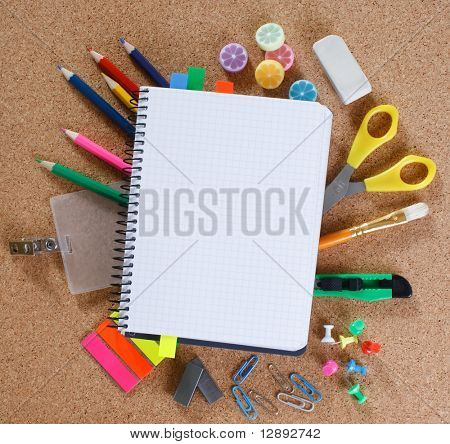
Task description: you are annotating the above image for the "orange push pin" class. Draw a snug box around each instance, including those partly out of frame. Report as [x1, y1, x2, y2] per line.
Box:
[339, 335, 358, 349]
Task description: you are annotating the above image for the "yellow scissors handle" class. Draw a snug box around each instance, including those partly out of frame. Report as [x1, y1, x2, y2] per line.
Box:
[347, 104, 399, 169]
[364, 155, 436, 192]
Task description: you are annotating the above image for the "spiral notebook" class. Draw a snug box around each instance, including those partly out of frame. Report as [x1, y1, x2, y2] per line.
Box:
[116, 87, 332, 355]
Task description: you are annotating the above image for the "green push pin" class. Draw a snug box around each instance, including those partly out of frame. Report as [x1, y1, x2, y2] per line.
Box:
[348, 384, 367, 404]
[349, 319, 365, 336]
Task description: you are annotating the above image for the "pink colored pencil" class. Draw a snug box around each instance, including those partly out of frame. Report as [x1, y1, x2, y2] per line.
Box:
[61, 129, 130, 175]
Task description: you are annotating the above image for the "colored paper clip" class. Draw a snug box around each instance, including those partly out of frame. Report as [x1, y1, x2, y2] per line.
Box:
[277, 392, 315, 412]
[232, 355, 259, 385]
[290, 373, 323, 402]
[248, 390, 279, 415]
[231, 386, 258, 420]
[268, 363, 294, 393]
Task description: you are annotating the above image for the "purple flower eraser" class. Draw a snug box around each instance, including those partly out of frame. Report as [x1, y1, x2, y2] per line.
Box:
[219, 43, 248, 73]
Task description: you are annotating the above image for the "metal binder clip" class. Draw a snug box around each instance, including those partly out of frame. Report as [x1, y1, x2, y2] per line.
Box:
[248, 389, 279, 415]
[268, 363, 294, 393]
[9, 237, 65, 256]
[232, 355, 259, 385]
[231, 386, 258, 420]
[289, 373, 323, 402]
[277, 392, 315, 412]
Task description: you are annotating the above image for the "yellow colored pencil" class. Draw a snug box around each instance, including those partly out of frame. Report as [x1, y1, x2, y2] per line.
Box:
[101, 73, 136, 112]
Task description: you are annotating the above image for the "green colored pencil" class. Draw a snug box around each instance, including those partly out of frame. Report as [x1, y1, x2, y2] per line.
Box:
[37, 159, 128, 205]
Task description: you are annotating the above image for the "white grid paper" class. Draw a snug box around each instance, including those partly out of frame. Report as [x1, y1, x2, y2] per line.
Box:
[124, 88, 332, 352]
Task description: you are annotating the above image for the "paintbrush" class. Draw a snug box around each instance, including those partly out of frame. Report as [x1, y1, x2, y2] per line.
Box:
[319, 202, 429, 251]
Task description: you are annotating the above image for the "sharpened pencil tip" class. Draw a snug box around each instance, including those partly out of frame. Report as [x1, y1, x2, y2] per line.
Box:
[89, 49, 102, 63]
[87, 47, 93, 52]
[118, 37, 134, 54]
[35, 157, 42, 163]
[101, 73, 116, 90]
[61, 128, 78, 140]
[58, 65, 74, 80]
[57, 64, 63, 71]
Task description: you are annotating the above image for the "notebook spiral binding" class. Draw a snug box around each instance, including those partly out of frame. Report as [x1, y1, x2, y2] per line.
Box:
[109, 88, 150, 330]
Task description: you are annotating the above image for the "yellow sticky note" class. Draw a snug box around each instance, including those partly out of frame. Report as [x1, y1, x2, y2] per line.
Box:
[131, 338, 165, 366]
[159, 336, 177, 358]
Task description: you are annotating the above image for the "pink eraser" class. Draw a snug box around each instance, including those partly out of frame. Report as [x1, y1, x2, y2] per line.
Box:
[82, 332, 139, 393]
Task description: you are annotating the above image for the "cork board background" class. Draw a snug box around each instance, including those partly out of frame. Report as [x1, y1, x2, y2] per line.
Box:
[0, 0, 448, 424]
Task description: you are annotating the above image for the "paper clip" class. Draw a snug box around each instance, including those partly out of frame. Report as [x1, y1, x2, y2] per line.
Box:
[248, 389, 279, 415]
[231, 386, 258, 420]
[277, 392, 315, 412]
[232, 355, 259, 385]
[290, 373, 323, 402]
[268, 363, 294, 393]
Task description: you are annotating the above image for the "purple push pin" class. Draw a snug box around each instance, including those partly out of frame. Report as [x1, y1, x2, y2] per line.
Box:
[219, 43, 248, 73]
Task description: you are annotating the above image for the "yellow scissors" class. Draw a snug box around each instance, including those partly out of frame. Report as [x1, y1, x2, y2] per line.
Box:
[323, 104, 436, 213]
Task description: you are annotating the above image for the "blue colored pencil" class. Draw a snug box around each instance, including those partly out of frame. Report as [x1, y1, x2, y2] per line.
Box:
[58, 65, 135, 136]
[119, 38, 169, 88]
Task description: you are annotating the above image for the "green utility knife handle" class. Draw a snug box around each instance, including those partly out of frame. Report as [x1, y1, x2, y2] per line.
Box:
[313, 273, 412, 302]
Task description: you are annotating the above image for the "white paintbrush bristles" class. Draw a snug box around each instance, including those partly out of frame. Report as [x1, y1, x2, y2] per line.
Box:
[403, 202, 429, 222]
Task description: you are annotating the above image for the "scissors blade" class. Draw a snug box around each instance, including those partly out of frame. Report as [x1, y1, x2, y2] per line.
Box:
[323, 164, 355, 213]
[345, 181, 366, 197]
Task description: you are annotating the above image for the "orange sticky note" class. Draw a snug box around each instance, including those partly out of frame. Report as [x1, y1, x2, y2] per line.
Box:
[215, 80, 234, 94]
[96, 320, 153, 379]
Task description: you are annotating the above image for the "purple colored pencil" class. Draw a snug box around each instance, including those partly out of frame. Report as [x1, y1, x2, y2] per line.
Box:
[119, 38, 169, 88]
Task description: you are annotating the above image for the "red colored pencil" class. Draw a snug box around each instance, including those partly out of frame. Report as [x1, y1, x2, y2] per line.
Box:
[88, 48, 139, 97]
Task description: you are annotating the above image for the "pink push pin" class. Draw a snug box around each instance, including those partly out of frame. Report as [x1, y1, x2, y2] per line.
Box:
[322, 359, 338, 377]
[219, 43, 248, 73]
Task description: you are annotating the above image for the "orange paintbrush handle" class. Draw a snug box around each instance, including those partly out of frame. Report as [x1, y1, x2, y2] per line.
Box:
[319, 229, 355, 251]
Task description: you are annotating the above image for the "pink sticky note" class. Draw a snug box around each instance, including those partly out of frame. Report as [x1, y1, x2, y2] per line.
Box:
[82, 332, 139, 393]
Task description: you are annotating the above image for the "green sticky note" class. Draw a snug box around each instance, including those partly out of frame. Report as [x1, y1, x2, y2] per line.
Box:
[159, 335, 177, 358]
[187, 67, 205, 91]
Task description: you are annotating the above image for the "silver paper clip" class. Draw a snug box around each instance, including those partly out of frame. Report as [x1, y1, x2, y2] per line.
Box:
[232, 355, 259, 385]
[248, 389, 279, 415]
[277, 392, 315, 412]
[231, 386, 258, 420]
[268, 363, 294, 393]
[290, 373, 323, 402]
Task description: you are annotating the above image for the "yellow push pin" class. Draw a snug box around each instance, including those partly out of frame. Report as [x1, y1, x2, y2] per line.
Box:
[339, 335, 358, 349]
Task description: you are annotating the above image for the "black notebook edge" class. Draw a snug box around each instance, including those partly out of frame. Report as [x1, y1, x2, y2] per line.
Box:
[124, 331, 307, 356]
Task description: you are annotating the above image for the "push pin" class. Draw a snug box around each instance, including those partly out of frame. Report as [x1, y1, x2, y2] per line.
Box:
[347, 383, 367, 404]
[346, 359, 367, 376]
[361, 340, 381, 355]
[348, 319, 365, 336]
[339, 335, 358, 349]
[322, 360, 338, 377]
[321, 324, 336, 344]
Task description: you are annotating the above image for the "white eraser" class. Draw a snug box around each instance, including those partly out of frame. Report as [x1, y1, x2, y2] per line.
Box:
[313, 35, 372, 105]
